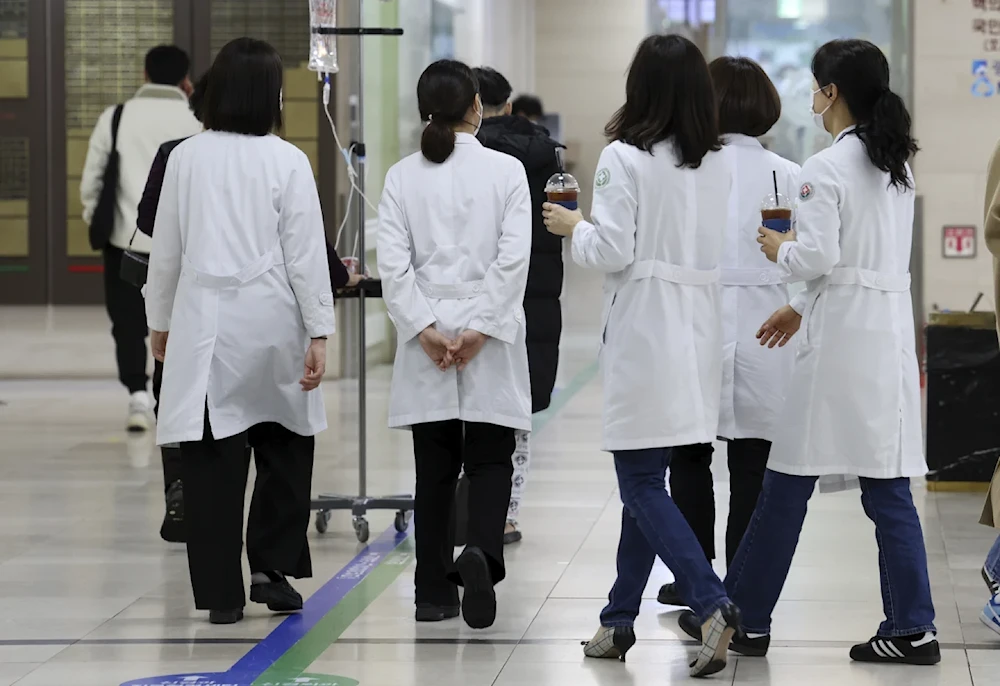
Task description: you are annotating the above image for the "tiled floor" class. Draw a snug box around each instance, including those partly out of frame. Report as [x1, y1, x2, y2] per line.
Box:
[0, 261, 997, 685]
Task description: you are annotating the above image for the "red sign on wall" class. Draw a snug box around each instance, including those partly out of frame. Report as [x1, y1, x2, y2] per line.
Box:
[943, 226, 977, 258]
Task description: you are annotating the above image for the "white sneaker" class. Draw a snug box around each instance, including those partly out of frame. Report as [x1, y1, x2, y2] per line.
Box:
[127, 391, 152, 432]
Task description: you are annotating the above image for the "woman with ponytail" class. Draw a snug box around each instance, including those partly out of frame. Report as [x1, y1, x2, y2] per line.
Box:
[376, 60, 533, 630]
[695, 39, 939, 666]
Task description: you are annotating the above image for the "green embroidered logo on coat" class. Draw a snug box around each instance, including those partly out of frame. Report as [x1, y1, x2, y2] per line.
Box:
[595, 168, 611, 189]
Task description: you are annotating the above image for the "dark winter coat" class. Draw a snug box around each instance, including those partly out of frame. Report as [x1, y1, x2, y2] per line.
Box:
[478, 116, 564, 413]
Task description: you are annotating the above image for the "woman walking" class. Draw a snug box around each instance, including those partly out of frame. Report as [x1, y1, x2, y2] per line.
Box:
[658, 56, 800, 607]
[377, 60, 532, 630]
[146, 38, 334, 624]
[677, 39, 939, 666]
[543, 34, 740, 678]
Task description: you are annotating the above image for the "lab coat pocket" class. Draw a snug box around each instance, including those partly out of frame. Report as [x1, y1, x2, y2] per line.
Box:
[800, 291, 824, 349]
[600, 292, 619, 348]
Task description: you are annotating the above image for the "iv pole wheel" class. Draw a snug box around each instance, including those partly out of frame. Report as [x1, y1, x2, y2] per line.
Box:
[315, 510, 332, 534]
[353, 516, 370, 543]
[394, 510, 411, 533]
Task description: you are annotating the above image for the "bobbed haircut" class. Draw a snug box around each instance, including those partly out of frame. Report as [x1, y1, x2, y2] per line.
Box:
[188, 72, 209, 124]
[145, 45, 190, 87]
[812, 39, 918, 190]
[203, 37, 283, 136]
[417, 59, 479, 164]
[474, 67, 513, 110]
[709, 56, 782, 138]
[605, 34, 721, 168]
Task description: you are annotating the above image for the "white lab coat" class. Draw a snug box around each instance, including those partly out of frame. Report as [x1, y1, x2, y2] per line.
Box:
[718, 135, 800, 442]
[573, 140, 732, 452]
[378, 133, 533, 431]
[769, 127, 925, 479]
[146, 132, 336, 446]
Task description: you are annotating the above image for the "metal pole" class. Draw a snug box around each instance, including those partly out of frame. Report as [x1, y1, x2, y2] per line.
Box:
[356, 0, 367, 498]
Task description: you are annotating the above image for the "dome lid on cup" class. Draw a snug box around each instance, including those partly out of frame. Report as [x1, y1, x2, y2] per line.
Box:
[545, 172, 580, 193]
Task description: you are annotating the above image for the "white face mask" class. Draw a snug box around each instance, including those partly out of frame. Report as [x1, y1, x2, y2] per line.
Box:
[810, 86, 832, 133]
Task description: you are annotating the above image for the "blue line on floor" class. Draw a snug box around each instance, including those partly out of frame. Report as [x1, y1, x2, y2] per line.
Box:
[120, 524, 405, 686]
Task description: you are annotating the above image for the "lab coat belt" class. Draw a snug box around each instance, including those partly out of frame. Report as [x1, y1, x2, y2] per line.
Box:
[628, 260, 720, 286]
[720, 268, 784, 286]
[416, 279, 486, 299]
[183, 244, 284, 289]
[825, 267, 910, 292]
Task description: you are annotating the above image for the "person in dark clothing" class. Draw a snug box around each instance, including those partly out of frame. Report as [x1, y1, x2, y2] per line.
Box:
[138, 73, 360, 543]
[474, 67, 564, 543]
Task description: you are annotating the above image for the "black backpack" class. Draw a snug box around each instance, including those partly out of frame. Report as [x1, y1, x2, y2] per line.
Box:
[88, 104, 124, 250]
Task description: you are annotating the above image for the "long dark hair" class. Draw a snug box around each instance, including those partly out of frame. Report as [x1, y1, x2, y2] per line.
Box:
[417, 60, 479, 164]
[605, 34, 721, 168]
[812, 39, 918, 190]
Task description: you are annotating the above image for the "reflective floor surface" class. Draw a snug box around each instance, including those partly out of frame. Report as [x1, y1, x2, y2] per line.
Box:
[0, 260, 996, 685]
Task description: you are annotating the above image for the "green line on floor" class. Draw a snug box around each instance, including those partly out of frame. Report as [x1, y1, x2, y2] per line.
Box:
[253, 359, 599, 684]
[253, 539, 415, 685]
[0, 265, 28, 273]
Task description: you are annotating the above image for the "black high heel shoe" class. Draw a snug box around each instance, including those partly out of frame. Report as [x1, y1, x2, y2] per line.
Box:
[582, 626, 637, 662]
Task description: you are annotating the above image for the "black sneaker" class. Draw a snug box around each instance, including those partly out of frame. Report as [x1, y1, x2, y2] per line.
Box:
[678, 609, 770, 657]
[159, 479, 185, 543]
[658, 582, 686, 606]
[849, 634, 941, 666]
[250, 576, 303, 613]
[456, 546, 496, 629]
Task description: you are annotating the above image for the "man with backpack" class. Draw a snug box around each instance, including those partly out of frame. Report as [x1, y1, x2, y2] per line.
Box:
[80, 45, 202, 432]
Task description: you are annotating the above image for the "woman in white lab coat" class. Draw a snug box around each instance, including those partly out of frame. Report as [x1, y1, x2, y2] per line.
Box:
[146, 38, 335, 625]
[377, 60, 532, 631]
[543, 35, 740, 678]
[659, 57, 800, 608]
[708, 39, 939, 666]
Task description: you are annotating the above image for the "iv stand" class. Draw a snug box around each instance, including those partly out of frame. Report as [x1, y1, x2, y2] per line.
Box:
[309, 10, 410, 543]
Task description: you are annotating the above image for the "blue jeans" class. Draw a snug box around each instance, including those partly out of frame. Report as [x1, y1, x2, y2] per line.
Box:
[726, 469, 936, 638]
[987, 536, 1000, 583]
[600, 448, 730, 627]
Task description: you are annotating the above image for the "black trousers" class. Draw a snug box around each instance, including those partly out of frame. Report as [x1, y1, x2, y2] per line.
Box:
[180, 411, 315, 610]
[152, 359, 182, 492]
[103, 246, 149, 394]
[412, 420, 514, 607]
[668, 439, 771, 567]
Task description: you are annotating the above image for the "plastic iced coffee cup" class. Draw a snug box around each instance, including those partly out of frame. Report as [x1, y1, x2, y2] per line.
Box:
[761, 193, 793, 234]
[545, 172, 580, 211]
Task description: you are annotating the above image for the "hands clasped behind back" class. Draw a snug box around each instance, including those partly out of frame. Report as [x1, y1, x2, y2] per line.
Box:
[419, 326, 488, 372]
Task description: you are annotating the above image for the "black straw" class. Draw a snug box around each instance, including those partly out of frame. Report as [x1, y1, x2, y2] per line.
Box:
[772, 170, 779, 203]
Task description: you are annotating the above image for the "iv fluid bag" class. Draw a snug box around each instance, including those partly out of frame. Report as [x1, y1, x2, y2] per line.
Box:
[309, 0, 340, 73]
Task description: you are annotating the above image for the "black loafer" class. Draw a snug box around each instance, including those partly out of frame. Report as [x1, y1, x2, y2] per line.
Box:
[657, 582, 685, 606]
[250, 577, 303, 613]
[503, 529, 522, 545]
[209, 608, 244, 625]
[415, 604, 461, 622]
[159, 478, 185, 543]
[456, 546, 496, 629]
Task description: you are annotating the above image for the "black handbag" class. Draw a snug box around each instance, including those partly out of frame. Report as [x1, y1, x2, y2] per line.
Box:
[88, 104, 124, 251]
[120, 229, 148, 288]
